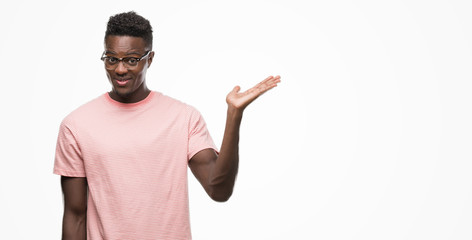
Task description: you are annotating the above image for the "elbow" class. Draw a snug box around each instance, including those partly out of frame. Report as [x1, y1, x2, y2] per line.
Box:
[65, 204, 87, 220]
[208, 186, 233, 202]
[69, 204, 87, 216]
[207, 173, 236, 202]
[210, 191, 232, 202]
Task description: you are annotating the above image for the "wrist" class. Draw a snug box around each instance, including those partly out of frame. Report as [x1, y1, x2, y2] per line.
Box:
[227, 106, 243, 120]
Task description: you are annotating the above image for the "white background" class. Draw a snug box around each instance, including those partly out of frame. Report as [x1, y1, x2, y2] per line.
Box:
[1, 0, 471, 239]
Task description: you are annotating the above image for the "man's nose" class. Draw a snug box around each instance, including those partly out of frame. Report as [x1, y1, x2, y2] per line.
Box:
[115, 61, 128, 74]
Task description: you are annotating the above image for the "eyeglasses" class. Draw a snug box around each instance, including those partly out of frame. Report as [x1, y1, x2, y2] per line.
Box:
[100, 51, 151, 69]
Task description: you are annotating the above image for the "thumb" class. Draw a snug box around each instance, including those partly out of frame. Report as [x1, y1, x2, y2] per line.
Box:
[232, 85, 241, 93]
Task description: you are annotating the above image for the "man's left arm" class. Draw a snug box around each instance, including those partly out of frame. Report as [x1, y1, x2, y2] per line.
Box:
[189, 75, 281, 202]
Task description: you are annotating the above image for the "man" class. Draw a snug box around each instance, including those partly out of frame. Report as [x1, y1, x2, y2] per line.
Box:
[54, 11, 280, 240]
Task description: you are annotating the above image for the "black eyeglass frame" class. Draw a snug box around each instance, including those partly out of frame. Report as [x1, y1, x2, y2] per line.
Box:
[100, 50, 151, 68]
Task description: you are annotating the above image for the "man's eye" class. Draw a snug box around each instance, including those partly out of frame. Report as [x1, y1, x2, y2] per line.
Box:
[107, 57, 118, 64]
[127, 58, 138, 65]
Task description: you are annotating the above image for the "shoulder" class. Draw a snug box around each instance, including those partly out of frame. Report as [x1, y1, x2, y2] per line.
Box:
[60, 94, 108, 130]
[152, 91, 200, 115]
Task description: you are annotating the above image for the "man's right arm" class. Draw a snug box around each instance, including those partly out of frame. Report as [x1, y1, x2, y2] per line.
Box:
[61, 176, 88, 240]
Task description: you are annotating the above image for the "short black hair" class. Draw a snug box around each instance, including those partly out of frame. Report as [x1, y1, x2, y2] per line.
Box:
[105, 11, 153, 49]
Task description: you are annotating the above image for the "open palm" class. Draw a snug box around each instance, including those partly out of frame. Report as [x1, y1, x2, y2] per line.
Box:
[226, 75, 281, 110]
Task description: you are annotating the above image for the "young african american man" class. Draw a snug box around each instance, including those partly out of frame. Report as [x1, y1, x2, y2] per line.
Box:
[54, 11, 281, 240]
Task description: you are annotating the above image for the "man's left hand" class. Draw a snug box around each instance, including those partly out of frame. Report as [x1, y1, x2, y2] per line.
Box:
[226, 75, 281, 112]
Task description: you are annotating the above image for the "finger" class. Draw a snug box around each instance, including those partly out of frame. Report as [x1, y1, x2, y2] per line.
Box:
[248, 75, 281, 96]
[259, 76, 280, 90]
[252, 78, 270, 90]
[269, 75, 281, 83]
[266, 76, 281, 88]
[232, 85, 241, 93]
[259, 76, 274, 85]
[261, 75, 280, 86]
[253, 76, 275, 90]
[258, 84, 277, 95]
[254, 83, 278, 95]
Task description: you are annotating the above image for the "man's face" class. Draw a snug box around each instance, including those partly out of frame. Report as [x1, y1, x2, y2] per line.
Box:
[103, 35, 154, 99]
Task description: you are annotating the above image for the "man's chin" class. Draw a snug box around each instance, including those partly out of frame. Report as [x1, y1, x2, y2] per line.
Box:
[112, 87, 133, 98]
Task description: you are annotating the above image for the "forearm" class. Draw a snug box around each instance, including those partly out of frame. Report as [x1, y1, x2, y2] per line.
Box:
[202, 75, 280, 201]
[209, 107, 243, 201]
[62, 211, 86, 240]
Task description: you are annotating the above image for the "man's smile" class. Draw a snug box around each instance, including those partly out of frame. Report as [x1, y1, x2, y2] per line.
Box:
[115, 79, 130, 86]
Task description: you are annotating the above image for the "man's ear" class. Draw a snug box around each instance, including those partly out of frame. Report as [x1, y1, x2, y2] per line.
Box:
[147, 51, 155, 67]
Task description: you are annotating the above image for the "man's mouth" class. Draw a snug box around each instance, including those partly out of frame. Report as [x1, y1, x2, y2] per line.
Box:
[115, 79, 131, 86]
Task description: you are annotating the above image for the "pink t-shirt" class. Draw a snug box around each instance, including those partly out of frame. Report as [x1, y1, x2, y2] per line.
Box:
[54, 91, 217, 240]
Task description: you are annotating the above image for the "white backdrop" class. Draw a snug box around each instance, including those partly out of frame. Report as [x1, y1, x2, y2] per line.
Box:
[1, 0, 471, 239]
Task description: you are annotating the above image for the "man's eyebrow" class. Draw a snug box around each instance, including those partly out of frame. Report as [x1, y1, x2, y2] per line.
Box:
[104, 50, 144, 56]
[125, 51, 144, 56]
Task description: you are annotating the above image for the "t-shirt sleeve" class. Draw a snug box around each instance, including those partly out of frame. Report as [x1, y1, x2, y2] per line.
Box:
[187, 108, 218, 160]
[53, 120, 86, 177]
